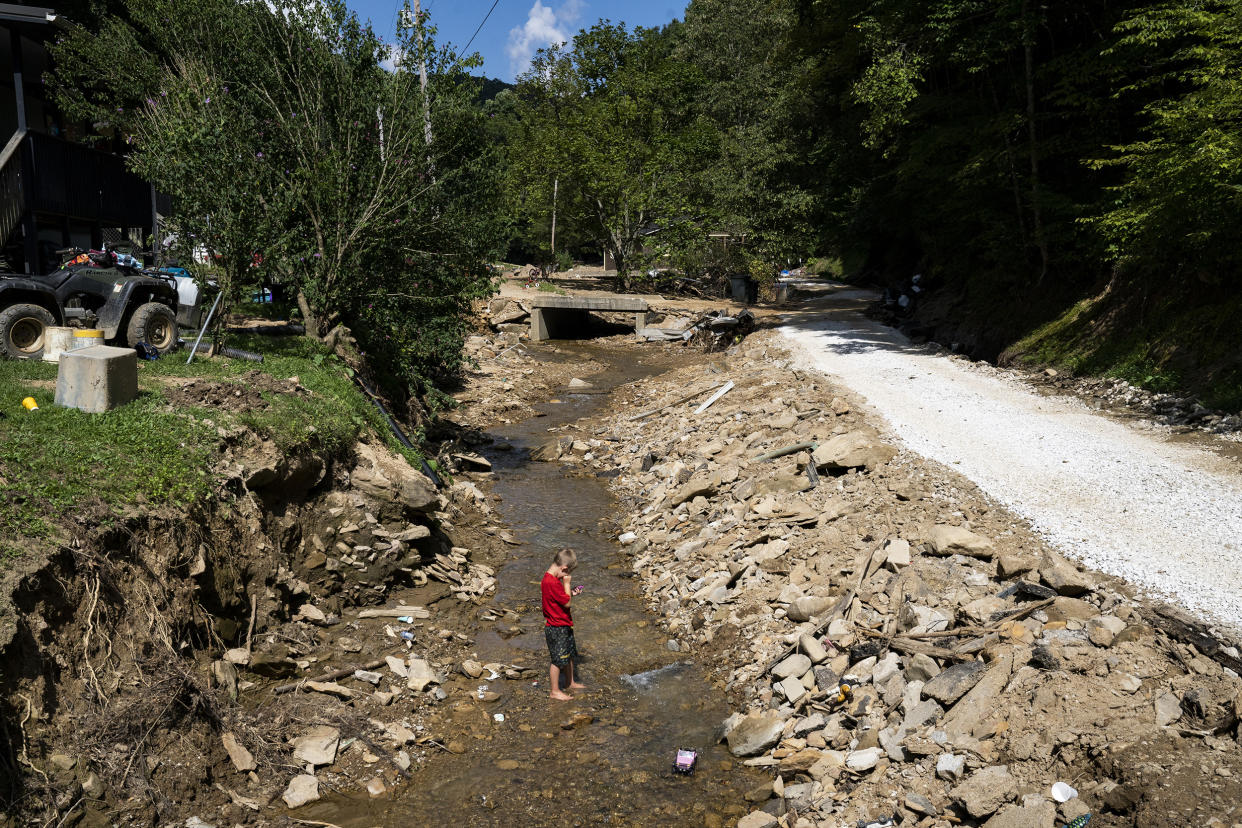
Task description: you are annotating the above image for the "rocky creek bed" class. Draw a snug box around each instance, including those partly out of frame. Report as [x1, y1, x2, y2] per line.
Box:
[534, 330, 1242, 828]
[4, 316, 1242, 828]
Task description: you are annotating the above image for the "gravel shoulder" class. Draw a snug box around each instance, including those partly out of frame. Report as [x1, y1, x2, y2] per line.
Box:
[780, 286, 1242, 632]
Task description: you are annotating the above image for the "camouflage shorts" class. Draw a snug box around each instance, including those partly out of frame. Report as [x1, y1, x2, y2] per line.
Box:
[544, 625, 577, 668]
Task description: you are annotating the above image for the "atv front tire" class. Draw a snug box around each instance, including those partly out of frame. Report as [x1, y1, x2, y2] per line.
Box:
[0, 303, 55, 359]
[126, 302, 179, 354]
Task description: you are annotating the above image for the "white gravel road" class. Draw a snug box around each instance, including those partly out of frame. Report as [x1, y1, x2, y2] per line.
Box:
[781, 288, 1242, 630]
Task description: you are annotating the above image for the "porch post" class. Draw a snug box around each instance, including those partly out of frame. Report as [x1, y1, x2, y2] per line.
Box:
[10, 27, 26, 133]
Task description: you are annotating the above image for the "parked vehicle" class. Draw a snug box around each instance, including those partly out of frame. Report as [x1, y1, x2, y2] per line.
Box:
[0, 248, 181, 360]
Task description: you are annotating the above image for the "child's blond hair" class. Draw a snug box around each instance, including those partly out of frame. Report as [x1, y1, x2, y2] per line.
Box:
[553, 548, 577, 570]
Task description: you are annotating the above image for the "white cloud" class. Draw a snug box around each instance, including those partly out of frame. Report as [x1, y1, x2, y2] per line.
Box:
[506, 0, 584, 78]
[380, 44, 406, 73]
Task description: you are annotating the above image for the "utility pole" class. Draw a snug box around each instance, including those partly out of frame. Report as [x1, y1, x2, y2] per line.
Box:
[550, 177, 558, 257]
[414, 0, 434, 162]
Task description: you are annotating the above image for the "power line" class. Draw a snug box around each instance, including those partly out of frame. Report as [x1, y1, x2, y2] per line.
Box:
[462, 0, 502, 55]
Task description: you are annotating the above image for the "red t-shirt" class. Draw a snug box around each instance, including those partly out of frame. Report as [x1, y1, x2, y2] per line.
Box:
[542, 571, 573, 627]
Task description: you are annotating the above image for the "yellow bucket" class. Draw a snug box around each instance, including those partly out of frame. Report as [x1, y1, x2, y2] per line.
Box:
[21, 397, 38, 411]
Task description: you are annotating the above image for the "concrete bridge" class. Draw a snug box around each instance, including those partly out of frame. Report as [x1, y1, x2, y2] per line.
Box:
[528, 294, 650, 341]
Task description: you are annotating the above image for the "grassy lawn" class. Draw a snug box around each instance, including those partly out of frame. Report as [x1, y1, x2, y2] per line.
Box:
[0, 334, 406, 564]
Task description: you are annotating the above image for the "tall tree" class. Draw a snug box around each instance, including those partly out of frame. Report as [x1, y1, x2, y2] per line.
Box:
[506, 22, 712, 286]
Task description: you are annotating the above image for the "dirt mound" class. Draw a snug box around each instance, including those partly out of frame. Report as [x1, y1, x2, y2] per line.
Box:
[163, 370, 307, 410]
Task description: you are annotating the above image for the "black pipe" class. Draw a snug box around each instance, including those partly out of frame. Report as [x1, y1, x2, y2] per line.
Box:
[182, 341, 264, 363]
[352, 374, 443, 489]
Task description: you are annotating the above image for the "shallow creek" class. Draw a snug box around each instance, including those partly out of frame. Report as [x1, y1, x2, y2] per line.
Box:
[311, 343, 762, 826]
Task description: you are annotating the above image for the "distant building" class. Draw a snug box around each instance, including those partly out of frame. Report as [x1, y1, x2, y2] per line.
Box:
[0, 3, 159, 273]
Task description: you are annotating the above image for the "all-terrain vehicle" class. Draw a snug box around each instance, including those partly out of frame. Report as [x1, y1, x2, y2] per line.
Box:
[0, 248, 180, 360]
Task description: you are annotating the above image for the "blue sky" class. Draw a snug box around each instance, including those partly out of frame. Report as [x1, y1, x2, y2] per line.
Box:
[348, 0, 686, 81]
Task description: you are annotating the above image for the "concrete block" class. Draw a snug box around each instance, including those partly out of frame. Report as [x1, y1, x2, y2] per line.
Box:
[55, 345, 139, 413]
[530, 307, 550, 341]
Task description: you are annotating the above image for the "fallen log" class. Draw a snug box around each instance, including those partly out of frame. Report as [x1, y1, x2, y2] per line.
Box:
[1142, 603, 1242, 673]
[273, 659, 386, 695]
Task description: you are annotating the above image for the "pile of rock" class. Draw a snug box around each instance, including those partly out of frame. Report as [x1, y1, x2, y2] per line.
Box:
[554, 333, 1242, 827]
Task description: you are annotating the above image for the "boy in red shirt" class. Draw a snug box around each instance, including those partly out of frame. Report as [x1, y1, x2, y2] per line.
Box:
[542, 548, 585, 701]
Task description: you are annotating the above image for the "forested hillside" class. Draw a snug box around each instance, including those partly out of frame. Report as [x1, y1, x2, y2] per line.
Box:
[499, 0, 1242, 409]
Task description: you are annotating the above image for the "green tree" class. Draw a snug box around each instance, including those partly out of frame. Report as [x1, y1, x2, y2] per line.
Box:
[51, 0, 503, 393]
[1091, 0, 1242, 283]
[506, 22, 712, 286]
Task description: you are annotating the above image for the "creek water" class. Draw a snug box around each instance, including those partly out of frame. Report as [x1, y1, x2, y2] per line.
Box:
[313, 343, 762, 827]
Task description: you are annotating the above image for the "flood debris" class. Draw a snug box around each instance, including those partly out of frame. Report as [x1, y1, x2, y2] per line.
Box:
[547, 330, 1242, 826]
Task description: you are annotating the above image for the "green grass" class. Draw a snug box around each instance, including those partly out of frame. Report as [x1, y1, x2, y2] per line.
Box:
[0, 334, 414, 566]
[1005, 285, 1242, 411]
[536, 280, 567, 295]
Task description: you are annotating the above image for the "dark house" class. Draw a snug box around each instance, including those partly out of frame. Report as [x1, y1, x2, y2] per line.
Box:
[1, 2, 157, 274]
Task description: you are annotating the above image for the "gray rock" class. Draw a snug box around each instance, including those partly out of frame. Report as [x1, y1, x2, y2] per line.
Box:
[872, 652, 901, 685]
[727, 712, 786, 757]
[221, 732, 256, 772]
[922, 660, 987, 705]
[772, 653, 813, 679]
[406, 658, 439, 692]
[983, 801, 1057, 828]
[813, 665, 840, 691]
[777, 675, 805, 703]
[291, 726, 339, 767]
[927, 525, 994, 558]
[799, 634, 828, 664]
[1039, 551, 1091, 596]
[281, 774, 320, 808]
[883, 538, 912, 569]
[936, 753, 966, 782]
[878, 726, 907, 761]
[906, 652, 941, 682]
[737, 811, 778, 828]
[811, 431, 896, 471]
[1154, 691, 1182, 726]
[942, 654, 1013, 739]
[845, 746, 884, 772]
[793, 713, 825, 736]
[952, 765, 1017, 819]
[786, 595, 835, 622]
[1086, 615, 1127, 647]
[903, 699, 944, 731]
[905, 792, 938, 816]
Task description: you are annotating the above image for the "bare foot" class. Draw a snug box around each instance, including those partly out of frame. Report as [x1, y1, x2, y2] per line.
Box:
[550, 690, 574, 701]
[568, 682, 587, 690]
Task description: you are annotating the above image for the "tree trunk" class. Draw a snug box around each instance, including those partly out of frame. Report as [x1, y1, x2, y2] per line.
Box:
[298, 289, 326, 339]
[1023, 0, 1050, 283]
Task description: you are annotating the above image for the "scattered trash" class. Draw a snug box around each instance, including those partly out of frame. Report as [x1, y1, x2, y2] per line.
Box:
[857, 818, 895, 828]
[672, 748, 698, 775]
[493, 713, 505, 723]
[476, 684, 488, 700]
[358, 605, 431, 620]
[694, 380, 735, 414]
[399, 631, 415, 642]
[1062, 816, 1090, 828]
[1051, 781, 1078, 802]
[21, 397, 38, 411]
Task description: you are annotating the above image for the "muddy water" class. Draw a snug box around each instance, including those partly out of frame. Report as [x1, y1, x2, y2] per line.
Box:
[316, 343, 761, 827]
